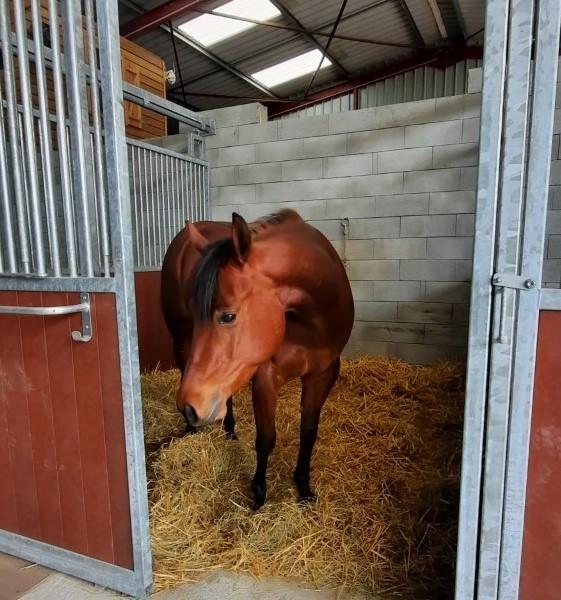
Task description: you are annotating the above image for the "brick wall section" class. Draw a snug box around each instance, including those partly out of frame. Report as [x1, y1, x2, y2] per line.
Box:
[201, 68, 561, 363]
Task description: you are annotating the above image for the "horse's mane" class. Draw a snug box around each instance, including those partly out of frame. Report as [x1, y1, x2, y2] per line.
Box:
[191, 210, 298, 321]
[249, 208, 296, 234]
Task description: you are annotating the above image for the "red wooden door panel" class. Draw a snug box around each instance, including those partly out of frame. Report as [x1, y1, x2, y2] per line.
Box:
[0, 291, 133, 569]
[134, 271, 174, 372]
[520, 310, 561, 600]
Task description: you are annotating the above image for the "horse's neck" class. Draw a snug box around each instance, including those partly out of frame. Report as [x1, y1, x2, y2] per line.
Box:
[252, 236, 336, 313]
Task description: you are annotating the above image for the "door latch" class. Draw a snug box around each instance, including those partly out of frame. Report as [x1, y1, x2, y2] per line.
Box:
[491, 273, 537, 344]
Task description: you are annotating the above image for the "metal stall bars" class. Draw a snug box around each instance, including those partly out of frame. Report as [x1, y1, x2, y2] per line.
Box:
[127, 137, 210, 271]
[0, 0, 211, 597]
[455, 0, 561, 599]
[123, 81, 213, 272]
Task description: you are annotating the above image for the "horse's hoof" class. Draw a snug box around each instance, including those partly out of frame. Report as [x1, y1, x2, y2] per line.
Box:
[226, 431, 238, 441]
[251, 481, 267, 510]
[294, 474, 316, 503]
[298, 491, 317, 504]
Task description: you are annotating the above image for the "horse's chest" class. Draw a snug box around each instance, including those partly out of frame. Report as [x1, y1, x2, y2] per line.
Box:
[273, 344, 334, 381]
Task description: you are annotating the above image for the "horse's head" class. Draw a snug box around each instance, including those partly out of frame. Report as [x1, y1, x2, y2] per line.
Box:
[177, 213, 285, 427]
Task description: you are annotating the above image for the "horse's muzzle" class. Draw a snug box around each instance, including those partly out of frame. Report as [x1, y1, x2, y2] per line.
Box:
[182, 404, 199, 428]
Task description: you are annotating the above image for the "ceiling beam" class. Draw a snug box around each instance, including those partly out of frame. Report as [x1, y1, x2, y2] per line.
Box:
[395, 0, 425, 47]
[450, 0, 468, 40]
[268, 0, 348, 79]
[303, 0, 348, 97]
[427, 0, 448, 40]
[168, 89, 290, 102]
[120, 0, 210, 38]
[267, 45, 483, 118]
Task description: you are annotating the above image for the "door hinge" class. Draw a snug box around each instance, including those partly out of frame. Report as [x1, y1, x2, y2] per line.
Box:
[491, 274, 537, 345]
[492, 273, 537, 290]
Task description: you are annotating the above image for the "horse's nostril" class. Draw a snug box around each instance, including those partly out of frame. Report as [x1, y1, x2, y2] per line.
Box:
[182, 404, 199, 427]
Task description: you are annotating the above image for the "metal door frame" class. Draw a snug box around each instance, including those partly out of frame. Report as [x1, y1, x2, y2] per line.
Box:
[455, 1, 561, 599]
[0, 1, 152, 596]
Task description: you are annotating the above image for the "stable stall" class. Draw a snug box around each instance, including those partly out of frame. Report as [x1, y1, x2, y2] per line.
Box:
[0, 1, 559, 599]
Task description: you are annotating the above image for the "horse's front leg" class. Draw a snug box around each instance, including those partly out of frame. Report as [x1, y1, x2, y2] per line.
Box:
[251, 363, 278, 510]
[294, 358, 340, 502]
[223, 397, 237, 439]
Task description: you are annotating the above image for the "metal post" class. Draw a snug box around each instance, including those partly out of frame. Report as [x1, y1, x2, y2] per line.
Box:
[0, 86, 16, 273]
[498, 0, 561, 597]
[95, 0, 152, 595]
[48, 0, 77, 277]
[455, 0, 509, 597]
[63, 0, 95, 277]
[165, 155, 171, 243]
[130, 146, 140, 266]
[142, 149, 152, 267]
[180, 160, 186, 227]
[13, 0, 46, 275]
[149, 150, 157, 263]
[31, 0, 61, 277]
[85, 0, 111, 277]
[171, 157, 178, 236]
[204, 162, 210, 220]
[0, 0, 30, 273]
[154, 149, 163, 261]
[197, 165, 203, 221]
[137, 148, 146, 268]
[90, 133, 102, 269]
[188, 161, 194, 222]
[476, 1, 534, 598]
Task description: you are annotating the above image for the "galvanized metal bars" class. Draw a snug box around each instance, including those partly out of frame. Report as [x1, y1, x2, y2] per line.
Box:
[0, 0, 112, 279]
[498, 0, 561, 597]
[127, 138, 209, 270]
[455, 0, 561, 599]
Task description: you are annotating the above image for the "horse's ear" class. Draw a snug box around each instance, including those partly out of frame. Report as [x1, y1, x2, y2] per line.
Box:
[231, 212, 251, 263]
[188, 222, 209, 254]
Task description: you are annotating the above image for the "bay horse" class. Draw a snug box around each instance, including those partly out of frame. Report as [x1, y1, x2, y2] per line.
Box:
[161, 209, 354, 508]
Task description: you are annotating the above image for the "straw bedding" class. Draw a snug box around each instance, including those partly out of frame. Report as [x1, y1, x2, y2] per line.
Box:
[142, 357, 465, 599]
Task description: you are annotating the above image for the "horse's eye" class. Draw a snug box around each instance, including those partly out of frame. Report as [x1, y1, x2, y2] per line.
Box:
[218, 312, 236, 325]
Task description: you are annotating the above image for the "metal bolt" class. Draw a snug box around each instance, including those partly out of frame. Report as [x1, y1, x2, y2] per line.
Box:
[524, 279, 536, 289]
[495, 276, 502, 283]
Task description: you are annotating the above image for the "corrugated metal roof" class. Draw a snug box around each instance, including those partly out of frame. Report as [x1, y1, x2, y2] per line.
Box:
[118, 0, 486, 111]
[278, 57, 482, 119]
[404, 0, 441, 45]
[455, 0, 485, 38]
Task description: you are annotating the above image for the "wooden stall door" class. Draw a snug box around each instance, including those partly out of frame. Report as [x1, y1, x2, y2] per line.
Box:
[519, 310, 561, 600]
[0, 291, 134, 569]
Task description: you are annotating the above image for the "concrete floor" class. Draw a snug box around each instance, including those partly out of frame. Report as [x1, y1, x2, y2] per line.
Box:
[0, 554, 51, 600]
[1, 553, 369, 600]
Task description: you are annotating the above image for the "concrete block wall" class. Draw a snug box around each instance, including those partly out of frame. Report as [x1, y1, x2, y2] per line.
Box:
[201, 68, 561, 363]
[544, 61, 561, 288]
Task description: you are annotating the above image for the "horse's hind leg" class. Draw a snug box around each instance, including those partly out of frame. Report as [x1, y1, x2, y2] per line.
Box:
[223, 397, 237, 440]
[294, 358, 341, 502]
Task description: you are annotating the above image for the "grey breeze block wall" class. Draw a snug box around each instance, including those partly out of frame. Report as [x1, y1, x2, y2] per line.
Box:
[201, 68, 561, 364]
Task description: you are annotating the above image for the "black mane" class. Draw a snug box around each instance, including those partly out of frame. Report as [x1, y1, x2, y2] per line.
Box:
[190, 211, 294, 321]
[191, 237, 237, 321]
